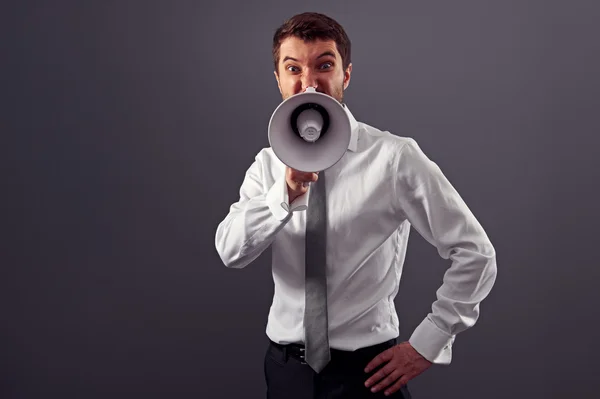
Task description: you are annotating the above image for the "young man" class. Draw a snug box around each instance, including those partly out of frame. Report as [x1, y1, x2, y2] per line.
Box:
[215, 12, 497, 398]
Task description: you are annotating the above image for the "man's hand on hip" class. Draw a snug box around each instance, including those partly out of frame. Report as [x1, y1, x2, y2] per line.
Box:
[364, 341, 432, 396]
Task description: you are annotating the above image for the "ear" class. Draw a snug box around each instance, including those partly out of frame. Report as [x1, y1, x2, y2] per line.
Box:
[343, 63, 352, 90]
[274, 70, 282, 94]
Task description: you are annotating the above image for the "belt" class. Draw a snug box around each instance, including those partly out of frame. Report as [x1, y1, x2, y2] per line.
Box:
[269, 338, 397, 365]
[270, 341, 309, 364]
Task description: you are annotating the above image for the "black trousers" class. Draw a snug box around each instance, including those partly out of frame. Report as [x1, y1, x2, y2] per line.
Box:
[264, 338, 412, 399]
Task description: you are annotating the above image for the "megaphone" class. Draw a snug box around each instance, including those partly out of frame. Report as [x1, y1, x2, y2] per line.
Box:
[268, 87, 351, 173]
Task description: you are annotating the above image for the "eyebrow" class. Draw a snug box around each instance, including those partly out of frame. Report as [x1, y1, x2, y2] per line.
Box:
[282, 51, 336, 63]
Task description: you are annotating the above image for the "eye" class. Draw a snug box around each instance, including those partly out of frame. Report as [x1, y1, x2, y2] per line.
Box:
[320, 62, 333, 70]
[286, 65, 300, 72]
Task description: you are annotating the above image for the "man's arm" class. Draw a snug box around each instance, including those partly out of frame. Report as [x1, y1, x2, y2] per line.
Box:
[394, 138, 498, 364]
[215, 150, 308, 269]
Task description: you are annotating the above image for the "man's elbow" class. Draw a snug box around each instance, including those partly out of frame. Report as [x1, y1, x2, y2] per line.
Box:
[214, 241, 249, 269]
[475, 233, 496, 261]
[479, 240, 498, 288]
[218, 255, 249, 269]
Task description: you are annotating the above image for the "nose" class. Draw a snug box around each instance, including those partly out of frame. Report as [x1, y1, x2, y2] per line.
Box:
[301, 71, 318, 92]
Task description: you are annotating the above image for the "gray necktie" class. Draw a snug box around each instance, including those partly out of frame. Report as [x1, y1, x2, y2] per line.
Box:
[304, 171, 330, 373]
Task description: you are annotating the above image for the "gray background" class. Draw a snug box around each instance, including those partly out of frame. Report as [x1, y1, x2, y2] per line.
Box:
[3, 0, 600, 398]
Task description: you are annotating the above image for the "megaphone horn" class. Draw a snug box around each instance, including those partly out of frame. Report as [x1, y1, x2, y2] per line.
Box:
[268, 87, 351, 173]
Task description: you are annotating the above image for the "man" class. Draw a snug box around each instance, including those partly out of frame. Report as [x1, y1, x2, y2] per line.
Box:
[215, 12, 497, 399]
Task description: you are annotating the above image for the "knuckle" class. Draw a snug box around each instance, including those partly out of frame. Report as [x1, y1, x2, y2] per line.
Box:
[382, 375, 394, 385]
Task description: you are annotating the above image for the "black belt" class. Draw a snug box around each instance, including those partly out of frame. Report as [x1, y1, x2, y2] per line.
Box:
[269, 338, 397, 365]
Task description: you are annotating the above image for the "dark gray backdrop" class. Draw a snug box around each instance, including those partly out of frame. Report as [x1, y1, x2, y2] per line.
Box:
[3, 0, 599, 398]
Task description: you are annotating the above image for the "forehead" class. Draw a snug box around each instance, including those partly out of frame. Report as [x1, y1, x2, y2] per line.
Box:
[278, 37, 340, 61]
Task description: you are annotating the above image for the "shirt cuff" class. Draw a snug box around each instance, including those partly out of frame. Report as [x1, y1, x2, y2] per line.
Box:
[266, 174, 308, 221]
[408, 317, 455, 365]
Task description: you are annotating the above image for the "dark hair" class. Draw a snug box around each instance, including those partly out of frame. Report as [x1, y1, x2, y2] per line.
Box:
[272, 12, 351, 73]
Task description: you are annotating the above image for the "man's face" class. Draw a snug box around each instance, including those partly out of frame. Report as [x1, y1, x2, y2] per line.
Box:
[274, 36, 352, 103]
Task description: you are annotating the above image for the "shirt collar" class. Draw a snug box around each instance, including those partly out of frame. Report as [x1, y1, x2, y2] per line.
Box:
[342, 103, 359, 152]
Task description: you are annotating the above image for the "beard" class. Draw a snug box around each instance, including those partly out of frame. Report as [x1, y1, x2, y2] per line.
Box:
[327, 84, 344, 104]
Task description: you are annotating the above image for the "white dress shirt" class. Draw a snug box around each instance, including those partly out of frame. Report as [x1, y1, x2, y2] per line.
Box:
[215, 104, 497, 364]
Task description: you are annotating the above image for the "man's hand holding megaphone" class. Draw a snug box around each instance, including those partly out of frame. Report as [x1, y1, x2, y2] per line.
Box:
[286, 167, 319, 204]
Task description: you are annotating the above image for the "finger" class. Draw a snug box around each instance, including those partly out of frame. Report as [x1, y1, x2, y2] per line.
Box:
[364, 363, 395, 388]
[302, 171, 318, 181]
[369, 369, 403, 393]
[383, 375, 410, 396]
[290, 171, 309, 181]
[364, 349, 393, 373]
[294, 173, 318, 185]
[287, 168, 303, 181]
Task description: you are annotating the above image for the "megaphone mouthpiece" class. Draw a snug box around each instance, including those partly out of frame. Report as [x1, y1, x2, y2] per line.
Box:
[297, 108, 323, 142]
[290, 102, 330, 141]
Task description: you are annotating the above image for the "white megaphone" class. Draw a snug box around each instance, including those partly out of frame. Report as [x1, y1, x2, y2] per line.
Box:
[268, 87, 351, 174]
